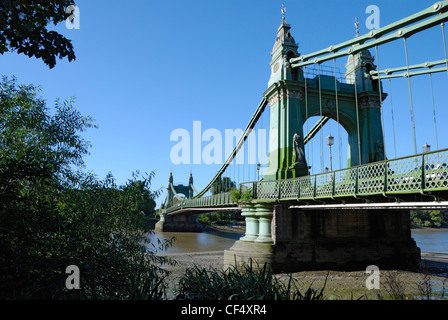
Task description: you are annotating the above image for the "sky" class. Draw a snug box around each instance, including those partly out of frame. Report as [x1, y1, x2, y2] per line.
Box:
[2, 0, 448, 207]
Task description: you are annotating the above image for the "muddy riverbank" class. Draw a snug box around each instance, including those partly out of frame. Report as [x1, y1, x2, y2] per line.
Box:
[158, 250, 447, 300]
[155, 224, 447, 300]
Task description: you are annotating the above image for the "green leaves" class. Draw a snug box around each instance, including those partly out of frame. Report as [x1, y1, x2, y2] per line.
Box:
[0, 76, 95, 185]
[0, 77, 172, 299]
[411, 210, 448, 228]
[0, 0, 77, 68]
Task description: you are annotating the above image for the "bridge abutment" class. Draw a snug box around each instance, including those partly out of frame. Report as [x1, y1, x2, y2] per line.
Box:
[155, 213, 203, 232]
[224, 203, 421, 272]
[224, 204, 275, 269]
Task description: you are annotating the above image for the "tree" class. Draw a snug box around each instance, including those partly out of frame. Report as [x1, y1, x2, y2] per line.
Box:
[0, 76, 95, 196]
[211, 176, 235, 195]
[0, 77, 173, 299]
[410, 210, 448, 228]
[0, 0, 76, 68]
[53, 171, 172, 299]
[123, 174, 159, 218]
[0, 76, 94, 298]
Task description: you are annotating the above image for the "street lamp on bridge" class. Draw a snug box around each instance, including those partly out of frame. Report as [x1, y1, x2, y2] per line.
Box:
[423, 143, 431, 153]
[326, 134, 334, 171]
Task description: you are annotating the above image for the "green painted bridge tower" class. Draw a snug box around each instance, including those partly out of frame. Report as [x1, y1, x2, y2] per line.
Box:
[156, 171, 201, 232]
[159, 2, 448, 272]
[263, 13, 387, 180]
[164, 171, 195, 208]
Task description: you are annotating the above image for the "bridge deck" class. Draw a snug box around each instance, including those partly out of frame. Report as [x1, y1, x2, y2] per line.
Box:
[162, 148, 448, 215]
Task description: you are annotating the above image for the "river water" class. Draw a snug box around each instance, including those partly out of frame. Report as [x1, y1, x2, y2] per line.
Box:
[148, 230, 242, 254]
[411, 229, 448, 253]
[148, 228, 448, 254]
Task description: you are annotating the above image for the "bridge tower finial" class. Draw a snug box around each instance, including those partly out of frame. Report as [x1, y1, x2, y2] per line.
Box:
[354, 17, 360, 37]
[281, 3, 286, 22]
[189, 170, 193, 185]
[268, 2, 298, 87]
[168, 169, 173, 185]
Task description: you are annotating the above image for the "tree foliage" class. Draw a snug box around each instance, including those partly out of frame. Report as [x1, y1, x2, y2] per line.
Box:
[411, 210, 448, 228]
[211, 176, 235, 195]
[0, 0, 76, 68]
[123, 174, 158, 218]
[0, 77, 172, 299]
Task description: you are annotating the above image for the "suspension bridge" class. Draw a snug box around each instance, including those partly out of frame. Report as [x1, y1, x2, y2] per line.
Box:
[157, 2, 448, 272]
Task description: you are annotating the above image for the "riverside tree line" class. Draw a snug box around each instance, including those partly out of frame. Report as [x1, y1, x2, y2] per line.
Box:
[0, 1, 325, 300]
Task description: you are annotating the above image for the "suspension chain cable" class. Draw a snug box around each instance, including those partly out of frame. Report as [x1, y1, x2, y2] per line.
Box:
[258, 105, 263, 181]
[243, 145, 246, 183]
[403, 37, 418, 155]
[247, 138, 250, 183]
[428, 73, 439, 150]
[318, 63, 324, 172]
[237, 153, 240, 188]
[263, 105, 267, 178]
[233, 148, 235, 186]
[442, 22, 448, 78]
[304, 66, 310, 171]
[353, 59, 362, 166]
[333, 58, 342, 170]
[375, 46, 387, 160]
[388, 79, 397, 158]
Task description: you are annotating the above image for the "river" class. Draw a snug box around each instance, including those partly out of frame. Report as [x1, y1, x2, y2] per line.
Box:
[148, 228, 448, 254]
[411, 228, 448, 253]
[147, 229, 242, 253]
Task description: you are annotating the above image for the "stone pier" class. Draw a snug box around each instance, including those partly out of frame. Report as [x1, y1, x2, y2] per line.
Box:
[224, 203, 421, 272]
[155, 212, 203, 232]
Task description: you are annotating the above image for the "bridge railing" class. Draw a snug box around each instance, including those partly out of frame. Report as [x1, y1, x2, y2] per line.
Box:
[162, 191, 235, 214]
[163, 149, 448, 213]
[243, 148, 448, 201]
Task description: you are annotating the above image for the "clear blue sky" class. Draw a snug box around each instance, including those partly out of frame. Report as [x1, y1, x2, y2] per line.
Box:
[2, 0, 447, 206]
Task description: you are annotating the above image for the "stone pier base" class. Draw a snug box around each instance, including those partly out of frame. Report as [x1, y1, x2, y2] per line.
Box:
[155, 213, 203, 232]
[224, 204, 421, 273]
[224, 240, 275, 270]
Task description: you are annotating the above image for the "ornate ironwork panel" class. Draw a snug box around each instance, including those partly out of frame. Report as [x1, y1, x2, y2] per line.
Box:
[315, 172, 334, 198]
[386, 155, 422, 193]
[423, 151, 448, 191]
[334, 168, 357, 197]
[357, 162, 385, 195]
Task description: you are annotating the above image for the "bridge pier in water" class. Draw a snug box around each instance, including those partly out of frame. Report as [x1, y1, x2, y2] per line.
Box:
[224, 203, 421, 272]
[155, 212, 203, 233]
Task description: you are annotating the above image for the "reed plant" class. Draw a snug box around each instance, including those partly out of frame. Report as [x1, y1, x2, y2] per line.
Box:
[175, 259, 326, 300]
